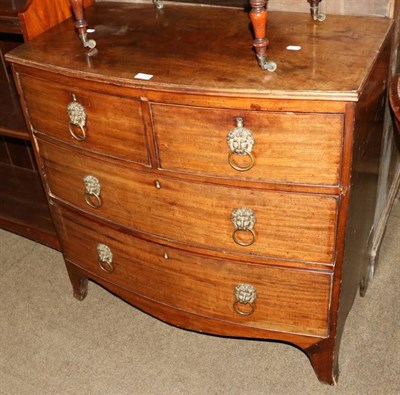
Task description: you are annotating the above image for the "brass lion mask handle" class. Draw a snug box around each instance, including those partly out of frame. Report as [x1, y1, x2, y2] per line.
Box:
[231, 208, 256, 246]
[83, 175, 102, 209]
[233, 283, 257, 316]
[227, 117, 255, 172]
[67, 94, 87, 141]
[97, 243, 114, 273]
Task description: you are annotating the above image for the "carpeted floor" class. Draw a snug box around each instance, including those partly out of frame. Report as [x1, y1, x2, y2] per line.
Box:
[0, 199, 399, 395]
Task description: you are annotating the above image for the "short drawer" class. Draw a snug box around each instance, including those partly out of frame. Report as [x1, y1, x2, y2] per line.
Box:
[20, 74, 149, 165]
[39, 139, 338, 264]
[54, 206, 332, 337]
[152, 104, 343, 186]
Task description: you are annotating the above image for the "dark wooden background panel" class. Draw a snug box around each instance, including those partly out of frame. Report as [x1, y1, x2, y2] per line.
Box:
[4, 137, 35, 169]
[0, 0, 29, 14]
[0, 0, 67, 248]
[0, 136, 9, 163]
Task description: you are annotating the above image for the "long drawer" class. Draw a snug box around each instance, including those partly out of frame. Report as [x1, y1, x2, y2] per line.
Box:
[152, 104, 344, 186]
[38, 139, 338, 264]
[20, 74, 149, 165]
[53, 205, 332, 338]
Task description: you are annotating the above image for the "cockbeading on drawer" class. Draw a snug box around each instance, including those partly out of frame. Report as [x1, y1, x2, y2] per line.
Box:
[19, 74, 150, 165]
[38, 139, 338, 266]
[152, 104, 344, 186]
[54, 205, 332, 338]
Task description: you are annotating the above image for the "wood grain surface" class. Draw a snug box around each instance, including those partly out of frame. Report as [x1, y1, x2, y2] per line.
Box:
[20, 73, 149, 165]
[37, 138, 338, 265]
[6, 3, 393, 100]
[153, 103, 343, 185]
[55, 204, 332, 337]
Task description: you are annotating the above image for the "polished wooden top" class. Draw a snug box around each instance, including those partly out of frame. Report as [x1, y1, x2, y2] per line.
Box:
[6, 2, 393, 100]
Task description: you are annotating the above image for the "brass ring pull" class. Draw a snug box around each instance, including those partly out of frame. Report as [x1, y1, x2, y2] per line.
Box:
[231, 208, 256, 247]
[68, 123, 86, 141]
[233, 300, 255, 316]
[83, 192, 102, 209]
[233, 283, 256, 316]
[232, 228, 256, 247]
[98, 259, 113, 273]
[97, 243, 114, 274]
[67, 94, 87, 141]
[227, 117, 255, 172]
[228, 150, 255, 172]
[83, 175, 102, 209]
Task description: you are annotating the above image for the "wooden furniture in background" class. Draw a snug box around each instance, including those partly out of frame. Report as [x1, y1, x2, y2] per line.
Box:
[0, 0, 93, 248]
[6, 2, 393, 384]
[0, 0, 94, 40]
[390, 74, 400, 132]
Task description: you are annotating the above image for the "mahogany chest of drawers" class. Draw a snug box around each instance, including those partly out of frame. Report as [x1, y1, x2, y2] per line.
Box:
[6, 2, 394, 384]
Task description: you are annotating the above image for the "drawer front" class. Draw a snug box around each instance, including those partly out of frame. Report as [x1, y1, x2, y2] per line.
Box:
[20, 74, 149, 165]
[39, 139, 338, 264]
[152, 104, 343, 186]
[54, 206, 332, 337]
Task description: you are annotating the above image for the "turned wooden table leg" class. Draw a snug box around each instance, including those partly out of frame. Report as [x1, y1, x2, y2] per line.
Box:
[65, 261, 88, 301]
[307, 0, 326, 22]
[69, 0, 96, 49]
[249, 0, 277, 72]
[152, 0, 164, 9]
